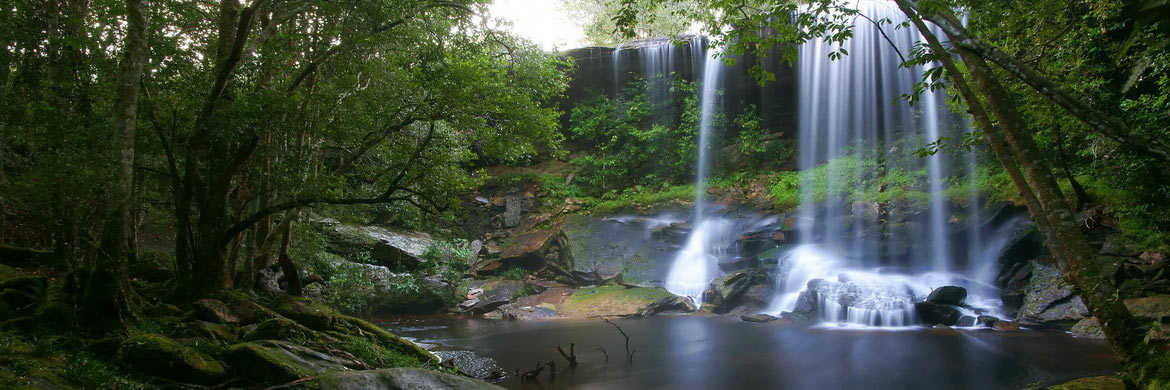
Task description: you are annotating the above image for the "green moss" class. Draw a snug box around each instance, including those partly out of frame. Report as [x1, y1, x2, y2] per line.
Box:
[119, 333, 226, 385]
[244, 318, 314, 343]
[330, 315, 438, 364]
[224, 342, 317, 384]
[591, 184, 694, 213]
[268, 295, 335, 330]
[559, 286, 676, 317]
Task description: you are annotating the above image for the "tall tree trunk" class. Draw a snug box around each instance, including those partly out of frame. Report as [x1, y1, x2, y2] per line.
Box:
[893, 2, 1170, 385]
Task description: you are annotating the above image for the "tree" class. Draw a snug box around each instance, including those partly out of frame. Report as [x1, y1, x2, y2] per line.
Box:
[560, 0, 693, 46]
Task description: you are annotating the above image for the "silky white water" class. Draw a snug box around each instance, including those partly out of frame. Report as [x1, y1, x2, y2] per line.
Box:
[664, 42, 728, 303]
[766, 0, 1002, 326]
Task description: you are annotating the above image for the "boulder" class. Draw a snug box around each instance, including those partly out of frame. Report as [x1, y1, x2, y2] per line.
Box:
[191, 298, 240, 324]
[706, 272, 755, 313]
[320, 223, 435, 270]
[332, 316, 439, 363]
[641, 295, 696, 315]
[225, 340, 359, 385]
[317, 368, 505, 390]
[716, 256, 754, 272]
[458, 279, 533, 315]
[1017, 261, 1090, 330]
[915, 302, 961, 326]
[564, 214, 679, 286]
[1070, 295, 1170, 340]
[269, 295, 335, 330]
[741, 313, 778, 323]
[476, 228, 568, 274]
[851, 200, 881, 223]
[925, 286, 967, 306]
[120, 334, 226, 385]
[558, 286, 686, 318]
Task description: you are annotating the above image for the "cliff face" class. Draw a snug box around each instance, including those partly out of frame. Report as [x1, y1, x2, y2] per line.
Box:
[558, 36, 798, 140]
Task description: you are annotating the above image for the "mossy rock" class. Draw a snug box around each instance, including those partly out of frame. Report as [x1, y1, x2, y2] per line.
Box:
[0, 275, 47, 296]
[119, 333, 227, 385]
[189, 320, 237, 343]
[232, 299, 282, 324]
[224, 340, 356, 385]
[331, 315, 439, 364]
[269, 295, 335, 330]
[243, 318, 314, 343]
[191, 298, 241, 324]
[317, 368, 505, 390]
[558, 286, 678, 317]
[1045, 376, 1125, 390]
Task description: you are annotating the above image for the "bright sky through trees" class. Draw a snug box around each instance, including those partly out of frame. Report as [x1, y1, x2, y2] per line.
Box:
[488, 0, 586, 50]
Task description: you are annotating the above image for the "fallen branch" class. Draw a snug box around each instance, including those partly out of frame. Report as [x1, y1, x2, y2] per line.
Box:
[596, 347, 609, 362]
[520, 362, 544, 381]
[602, 317, 635, 362]
[556, 343, 578, 366]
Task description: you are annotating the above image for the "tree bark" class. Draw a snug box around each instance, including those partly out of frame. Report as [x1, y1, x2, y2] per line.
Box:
[893, 2, 1169, 385]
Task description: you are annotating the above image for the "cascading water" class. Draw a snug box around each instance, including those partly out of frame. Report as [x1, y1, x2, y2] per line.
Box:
[664, 43, 728, 303]
[767, 1, 1001, 326]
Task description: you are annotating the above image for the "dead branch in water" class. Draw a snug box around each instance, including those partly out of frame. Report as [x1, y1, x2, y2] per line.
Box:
[520, 362, 544, 381]
[602, 317, 634, 362]
[556, 343, 578, 366]
[545, 360, 557, 378]
[596, 347, 609, 362]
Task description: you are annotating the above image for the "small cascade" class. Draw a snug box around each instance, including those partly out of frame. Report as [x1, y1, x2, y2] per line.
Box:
[664, 43, 728, 303]
[767, 0, 997, 327]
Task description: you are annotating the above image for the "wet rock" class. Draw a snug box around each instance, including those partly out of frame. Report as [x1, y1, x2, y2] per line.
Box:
[120, 333, 226, 385]
[976, 315, 1000, 327]
[564, 214, 680, 286]
[915, 302, 961, 326]
[791, 289, 818, 315]
[1017, 261, 1090, 330]
[717, 256, 755, 272]
[317, 367, 505, 390]
[710, 272, 754, 308]
[956, 316, 976, 327]
[434, 351, 506, 381]
[992, 320, 1021, 331]
[779, 311, 817, 324]
[191, 298, 240, 324]
[225, 340, 358, 385]
[926, 286, 967, 306]
[641, 295, 696, 315]
[1123, 294, 1170, 320]
[270, 295, 335, 330]
[741, 313, 778, 323]
[498, 305, 560, 320]
[475, 229, 567, 274]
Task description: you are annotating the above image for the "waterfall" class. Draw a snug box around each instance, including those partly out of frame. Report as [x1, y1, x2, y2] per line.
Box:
[766, 0, 996, 326]
[664, 43, 727, 303]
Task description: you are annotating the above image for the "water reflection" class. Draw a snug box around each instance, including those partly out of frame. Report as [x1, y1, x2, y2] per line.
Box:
[379, 316, 1117, 390]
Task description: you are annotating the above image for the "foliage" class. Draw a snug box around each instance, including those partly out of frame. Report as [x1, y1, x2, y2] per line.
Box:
[560, 0, 693, 46]
[500, 266, 529, 280]
[567, 76, 702, 190]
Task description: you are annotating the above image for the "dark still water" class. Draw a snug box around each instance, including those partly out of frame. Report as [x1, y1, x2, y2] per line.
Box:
[379, 316, 1118, 390]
